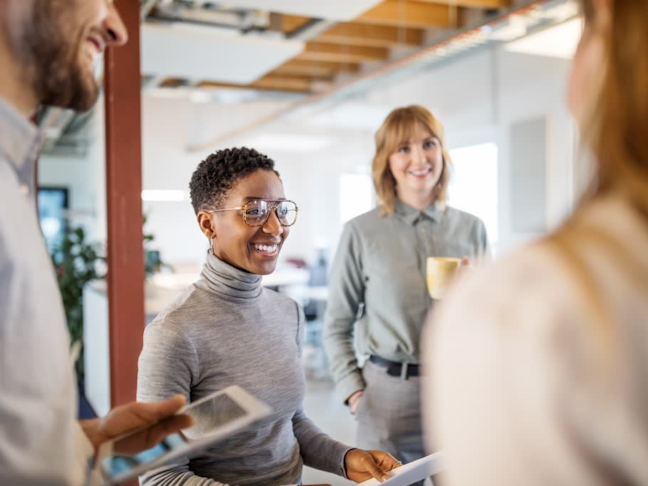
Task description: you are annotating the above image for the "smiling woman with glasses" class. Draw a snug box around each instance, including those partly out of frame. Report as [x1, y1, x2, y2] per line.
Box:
[136, 147, 399, 486]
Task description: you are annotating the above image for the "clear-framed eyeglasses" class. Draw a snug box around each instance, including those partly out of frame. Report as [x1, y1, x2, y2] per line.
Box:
[208, 199, 299, 227]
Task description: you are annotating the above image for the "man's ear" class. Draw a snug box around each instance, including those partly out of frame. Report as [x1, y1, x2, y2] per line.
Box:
[197, 211, 215, 239]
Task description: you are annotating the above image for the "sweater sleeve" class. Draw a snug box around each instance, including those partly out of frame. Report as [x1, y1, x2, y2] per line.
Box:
[322, 221, 367, 403]
[137, 319, 228, 486]
[293, 302, 354, 477]
[292, 410, 353, 478]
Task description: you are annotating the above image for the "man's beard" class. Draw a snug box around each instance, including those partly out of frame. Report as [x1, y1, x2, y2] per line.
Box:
[20, 3, 99, 112]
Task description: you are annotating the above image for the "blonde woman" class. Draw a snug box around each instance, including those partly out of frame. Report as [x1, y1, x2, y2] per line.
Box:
[424, 0, 648, 484]
[323, 106, 489, 470]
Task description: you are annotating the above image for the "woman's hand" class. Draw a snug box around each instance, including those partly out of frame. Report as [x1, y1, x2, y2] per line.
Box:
[344, 449, 401, 483]
[348, 390, 364, 415]
[80, 394, 193, 455]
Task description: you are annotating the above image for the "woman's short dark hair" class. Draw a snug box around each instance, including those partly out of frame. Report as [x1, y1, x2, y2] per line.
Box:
[189, 147, 279, 214]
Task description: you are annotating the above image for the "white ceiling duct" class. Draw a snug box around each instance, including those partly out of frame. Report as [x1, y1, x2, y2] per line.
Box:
[141, 23, 304, 84]
[221, 0, 383, 21]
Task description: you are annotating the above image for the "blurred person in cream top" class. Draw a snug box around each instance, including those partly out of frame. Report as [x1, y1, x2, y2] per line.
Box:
[423, 0, 648, 484]
[424, 192, 648, 485]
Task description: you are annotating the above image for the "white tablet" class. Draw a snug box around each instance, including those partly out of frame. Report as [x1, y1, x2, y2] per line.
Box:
[358, 453, 443, 486]
[96, 386, 272, 485]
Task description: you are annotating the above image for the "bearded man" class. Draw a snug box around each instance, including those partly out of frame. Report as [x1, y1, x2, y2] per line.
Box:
[0, 2, 190, 484]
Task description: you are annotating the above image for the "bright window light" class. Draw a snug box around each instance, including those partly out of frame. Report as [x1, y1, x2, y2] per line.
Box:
[340, 173, 374, 225]
[449, 143, 499, 245]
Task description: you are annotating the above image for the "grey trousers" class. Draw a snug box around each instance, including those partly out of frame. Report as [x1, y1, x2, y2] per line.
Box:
[355, 360, 427, 485]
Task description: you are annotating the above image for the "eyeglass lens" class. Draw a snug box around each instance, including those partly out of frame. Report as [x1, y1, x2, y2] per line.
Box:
[244, 200, 297, 226]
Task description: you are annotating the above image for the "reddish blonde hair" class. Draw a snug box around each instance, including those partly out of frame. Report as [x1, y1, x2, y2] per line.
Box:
[372, 105, 452, 216]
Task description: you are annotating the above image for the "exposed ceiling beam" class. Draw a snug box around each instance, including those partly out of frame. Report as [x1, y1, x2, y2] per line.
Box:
[271, 13, 314, 34]
[277, 56, 360, 76]
[199, 75, 314, 93]
[357, 0, 452, 29]
[287, 19, 337, 41]
[300, 42, 390, 63]
[317, 22, 424, 47]
[415, 0, 509, 8]
[254, 74, 315, 92]
[273, 60, 361, 78]
[266, 68, 335, 82]
[158, 77, 186, 88]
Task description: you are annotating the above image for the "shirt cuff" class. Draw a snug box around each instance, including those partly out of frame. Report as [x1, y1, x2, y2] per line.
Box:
[336, 371, 366, 404]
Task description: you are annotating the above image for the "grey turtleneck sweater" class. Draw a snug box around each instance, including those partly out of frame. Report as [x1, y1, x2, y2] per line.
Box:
[137, 252, 352, 486]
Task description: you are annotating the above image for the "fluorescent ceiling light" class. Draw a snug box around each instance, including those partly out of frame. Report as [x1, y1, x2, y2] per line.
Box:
[504, 18, 582, 59]
[246, 134, 334, 153]
[142, 190, 187, 202]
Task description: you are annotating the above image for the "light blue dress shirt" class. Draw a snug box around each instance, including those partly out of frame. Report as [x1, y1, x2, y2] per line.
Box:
[0, 96, 87, 485]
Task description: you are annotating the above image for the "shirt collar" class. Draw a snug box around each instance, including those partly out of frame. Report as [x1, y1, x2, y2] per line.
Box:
[394, 199, 445, 225]
[0, 96, 42, 187]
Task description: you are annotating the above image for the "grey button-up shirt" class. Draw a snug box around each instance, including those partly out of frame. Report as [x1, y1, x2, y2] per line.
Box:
[323, 200, 489, 402]
[0, 96, 88, 485]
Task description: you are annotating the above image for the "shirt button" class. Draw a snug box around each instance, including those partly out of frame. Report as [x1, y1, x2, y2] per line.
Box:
[19, 184, 30, 195]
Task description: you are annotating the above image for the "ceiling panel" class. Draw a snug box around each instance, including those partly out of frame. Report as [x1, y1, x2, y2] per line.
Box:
[141, 24, 304, 84]
[223, 0, 384, 21]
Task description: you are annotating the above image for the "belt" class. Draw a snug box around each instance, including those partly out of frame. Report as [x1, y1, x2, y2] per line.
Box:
[369, 355, 420, 379]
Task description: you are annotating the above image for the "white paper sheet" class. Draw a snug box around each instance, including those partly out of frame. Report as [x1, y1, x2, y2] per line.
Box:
[358, 453, 443, 486]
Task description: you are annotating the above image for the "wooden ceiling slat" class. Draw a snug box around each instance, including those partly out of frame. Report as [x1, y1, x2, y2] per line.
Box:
[267, 68, 335, 82]
[357, 0, 451, 29]
[272, 13, 314, 34]
[254, 75, 314, 92]
[316, 22, 424, 47]
[300, 42, 390, 63]
[415, 0, 509, 8]
[273, 60, 361, 78]
[198, 76, 314, 93]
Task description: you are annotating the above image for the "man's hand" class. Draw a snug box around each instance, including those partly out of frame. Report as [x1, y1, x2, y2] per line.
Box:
[347, 390, 364, 415]
[345, 449, 401, 483]
[80, 394, 193, 456]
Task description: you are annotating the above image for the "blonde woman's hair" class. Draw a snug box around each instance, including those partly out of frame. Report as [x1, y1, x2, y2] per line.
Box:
[372, 105, 452, 216]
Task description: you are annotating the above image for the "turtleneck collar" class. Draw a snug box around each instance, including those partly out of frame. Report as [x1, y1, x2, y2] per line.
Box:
[195, 250, 263, 303]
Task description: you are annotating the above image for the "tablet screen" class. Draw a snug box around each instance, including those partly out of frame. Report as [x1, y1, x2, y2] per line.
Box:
[183, 392, 248, 439]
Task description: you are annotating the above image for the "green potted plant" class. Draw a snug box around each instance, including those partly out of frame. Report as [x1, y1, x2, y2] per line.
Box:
[52, 215, 169, 382]
[52, 226, 105, 381]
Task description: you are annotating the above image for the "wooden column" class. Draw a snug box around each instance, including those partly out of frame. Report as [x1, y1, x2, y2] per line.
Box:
[104, 0, 144, 408]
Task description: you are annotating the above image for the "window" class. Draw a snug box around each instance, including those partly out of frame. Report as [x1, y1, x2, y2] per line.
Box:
[339, 172, 374, 225]
[448, 143, 499, 246]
